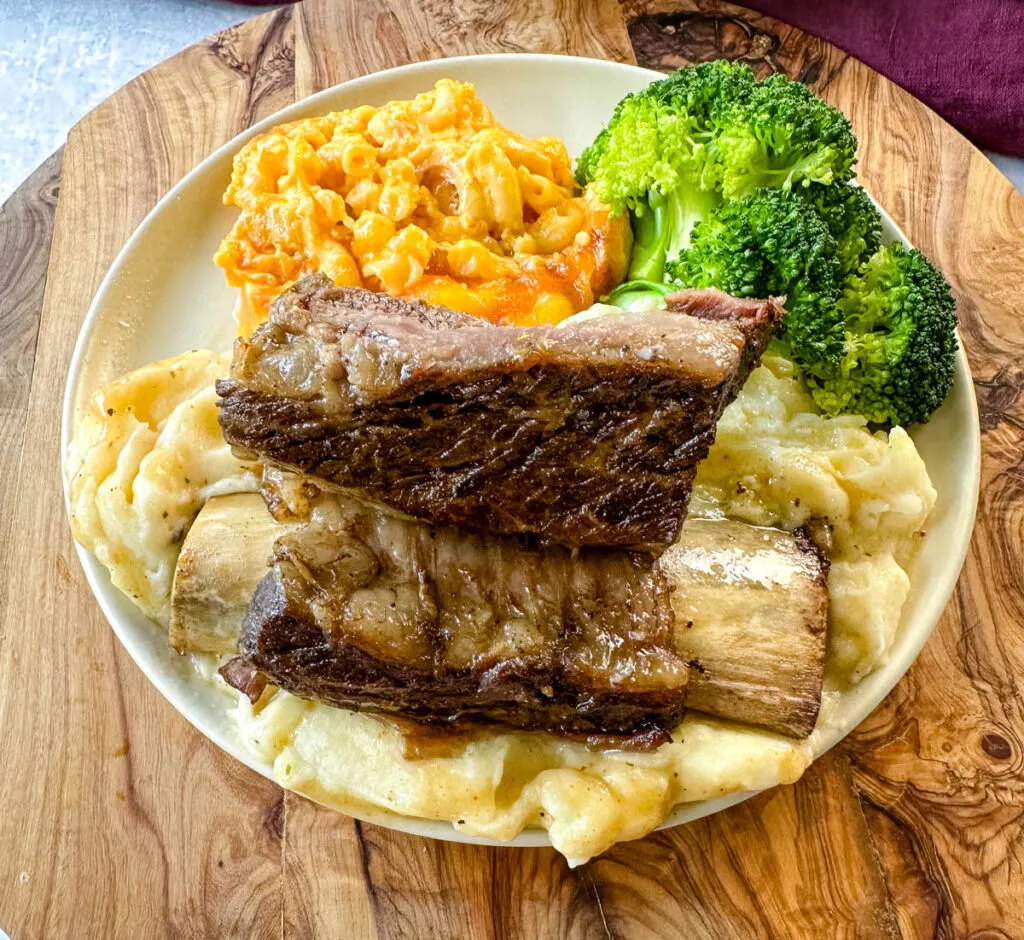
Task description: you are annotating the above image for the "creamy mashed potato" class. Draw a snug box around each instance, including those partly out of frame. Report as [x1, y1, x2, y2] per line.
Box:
[67, 347, 936, 863]
[232, 691, 809, 864]
[66, 351, 258, 624]
[691, 355, 935, 682]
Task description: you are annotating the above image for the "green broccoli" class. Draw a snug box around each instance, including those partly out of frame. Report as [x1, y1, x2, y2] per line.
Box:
[666, 188, 845, 369]
[800, 182, 882, 276]
[581, 61, 955, 427]
[576, 61, 857, 282]
[805, 244, 958, 426]
[716, 74, 858, 200]
[602, 279, 674, 311]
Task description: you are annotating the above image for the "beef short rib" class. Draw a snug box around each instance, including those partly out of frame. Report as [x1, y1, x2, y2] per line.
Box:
[217, 276, 782, 550]
[224, 486, 689, 740]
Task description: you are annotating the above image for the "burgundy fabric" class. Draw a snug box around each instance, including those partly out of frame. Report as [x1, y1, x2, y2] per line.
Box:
[748, 0, 1024, 156]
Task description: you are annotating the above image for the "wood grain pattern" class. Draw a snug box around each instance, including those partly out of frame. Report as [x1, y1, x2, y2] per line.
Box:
[283, 801, 615, 940]
[0, 10, 298, 939]
[591, 751, 901, 939]
[292, 0, 634, 95]
[0, 148, 60, 589]
[0, 0, 1022, 936]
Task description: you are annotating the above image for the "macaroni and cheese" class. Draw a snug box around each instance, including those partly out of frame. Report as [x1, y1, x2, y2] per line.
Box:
[216, 79, 631, 334]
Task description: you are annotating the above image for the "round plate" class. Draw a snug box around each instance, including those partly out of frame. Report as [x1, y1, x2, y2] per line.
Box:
[62, 53, 981, 848]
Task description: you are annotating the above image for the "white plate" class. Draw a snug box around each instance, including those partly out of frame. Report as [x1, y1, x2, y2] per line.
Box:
[62, 54, 980, 848]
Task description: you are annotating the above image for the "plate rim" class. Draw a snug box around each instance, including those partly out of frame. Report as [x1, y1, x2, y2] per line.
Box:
[60, 51, 982, 850]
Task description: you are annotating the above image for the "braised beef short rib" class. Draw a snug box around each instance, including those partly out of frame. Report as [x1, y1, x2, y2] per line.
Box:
[217, 276, 782, 550]
[224, 486, 689, 741]
[217, 474, 831, 742]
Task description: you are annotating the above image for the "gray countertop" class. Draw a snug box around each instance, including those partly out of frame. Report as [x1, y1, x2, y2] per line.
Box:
[1, 0, 1021, 204]
[0, 0, 258, 202]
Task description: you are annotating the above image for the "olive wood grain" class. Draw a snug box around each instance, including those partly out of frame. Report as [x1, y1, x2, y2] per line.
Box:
[0, 148, 61, 581]
[0, 0, 1022, 937]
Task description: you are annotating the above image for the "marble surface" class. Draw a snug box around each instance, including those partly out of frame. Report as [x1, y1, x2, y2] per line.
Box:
[0, 0, 1021, 204]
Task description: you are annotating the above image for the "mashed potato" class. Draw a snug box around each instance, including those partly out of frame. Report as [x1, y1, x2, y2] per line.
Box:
[216, 79, 631, 334]
[233, 691, 809, 865]
[67, 349, 935, 863]
[66, 351, 258, 624]
[692, 355, 935, 682]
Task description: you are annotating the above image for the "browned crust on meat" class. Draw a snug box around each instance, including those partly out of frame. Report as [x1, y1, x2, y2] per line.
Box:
[217, 282, 783, 550]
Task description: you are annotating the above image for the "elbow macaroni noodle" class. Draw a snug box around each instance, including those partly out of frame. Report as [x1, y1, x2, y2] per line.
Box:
[215, 79, 631, 334]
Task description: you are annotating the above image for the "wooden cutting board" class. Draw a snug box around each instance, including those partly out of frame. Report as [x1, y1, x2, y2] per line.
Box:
[2, 1, 1023, 936]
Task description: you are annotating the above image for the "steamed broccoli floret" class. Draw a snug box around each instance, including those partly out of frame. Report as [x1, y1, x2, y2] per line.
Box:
[666, 188, 845, 369]
[801, 182, 882, 276]
[576, 61, 756, 281]
[574, 60, 755, 196]
[716, 74, 857, 200]
[576, 61, 858, 282]
[805, 244, 958, 426]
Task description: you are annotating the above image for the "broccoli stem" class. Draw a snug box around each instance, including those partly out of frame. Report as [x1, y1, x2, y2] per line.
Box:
[603, 279, 674, 310]
[628, 198, 669, 282]
[627, 187, 721, 281]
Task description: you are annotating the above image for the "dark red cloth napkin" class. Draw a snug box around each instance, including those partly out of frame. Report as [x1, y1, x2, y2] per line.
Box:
[748, 0, 1024, 156]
